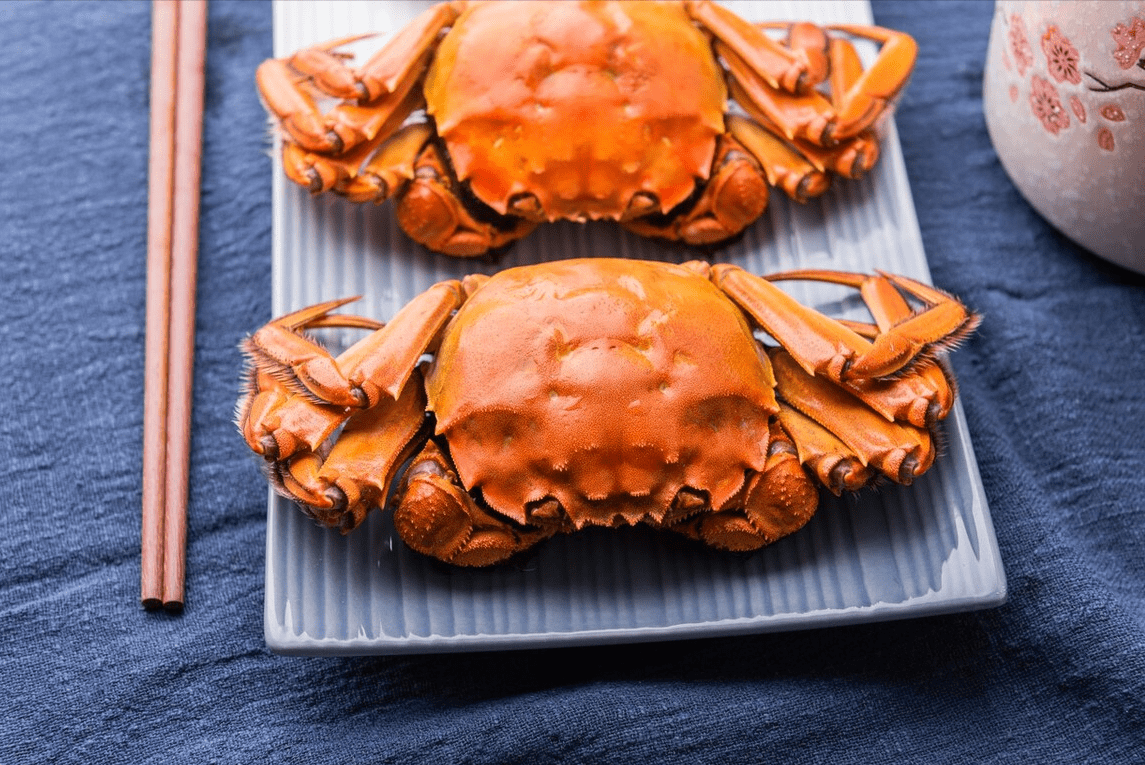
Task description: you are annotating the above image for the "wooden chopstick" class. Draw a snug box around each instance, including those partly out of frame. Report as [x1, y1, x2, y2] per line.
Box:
[163, 0, 208, 612]
[141, 0, 179, 611]
[142, 0, 208, 612]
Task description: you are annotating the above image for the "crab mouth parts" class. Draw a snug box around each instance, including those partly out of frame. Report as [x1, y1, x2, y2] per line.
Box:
[453, 168, 685, 231]
[518, 486, 715, 531]
[432, 129, 709, 230]
[622, 182, 705, 228]
[428, 133, 528, 233]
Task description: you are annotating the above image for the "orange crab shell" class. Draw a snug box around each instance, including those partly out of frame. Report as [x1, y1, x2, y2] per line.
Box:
[425, 259, 780, 529]
[423, 0, 727, 221]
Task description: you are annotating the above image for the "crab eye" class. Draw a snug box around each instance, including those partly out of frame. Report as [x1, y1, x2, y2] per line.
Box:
[508, 192, 543, 219]
[625, 191, 659, 217]
[526, 497, 564, 522]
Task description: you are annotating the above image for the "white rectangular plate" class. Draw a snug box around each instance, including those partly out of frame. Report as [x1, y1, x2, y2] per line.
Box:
[265, 0, 1007, 655]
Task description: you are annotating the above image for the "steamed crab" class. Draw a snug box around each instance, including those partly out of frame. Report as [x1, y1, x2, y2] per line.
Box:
[257, 1, 917, 256]
[237, 259, 977, 567]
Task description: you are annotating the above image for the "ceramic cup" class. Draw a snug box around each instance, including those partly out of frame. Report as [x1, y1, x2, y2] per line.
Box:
[983, 1, 1145, 274]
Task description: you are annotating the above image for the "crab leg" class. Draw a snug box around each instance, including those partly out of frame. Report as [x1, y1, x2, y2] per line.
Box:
[280, 89, 429, 194]
[393, 143, 538, 257]
[724, 53, 837, 146]
[337, 123, 434, 202]
[238, 279, 474, 531]
[775, 403, 873, 494]
[237, 282, 465, 528]
[711, 265, 873, 382]
[781, 22, 832, 87]
[775, 269, 934, 335]
[335, 281, 464, 404]
[670, 421, 818, 551]
[292, 3, 459, 103]
[719, 22, 916, 148]
[620, 132, 771, 244]
[256, 3, 458, 155]
[256, 56, 340, 153]
[241, 366, 431, 532]
[722, 30, 881, 174]
[394, 441, 559, 566]
[243, 283, 462, 412]
[257, 47, 422, 156]
[238, 366, 351, 462]
[711, 264, 976, 383]
[726, 115, 830, 202]
[770, 349, 935, 484]
[825, 24, 918, 140]
[768, 269, 980, 377]
[787, 36, 881, 180]
[789, 130, 880, 179]
[313, 60, 428, 158]
[829, 35, 864, 108]
[687, 1, 820, 93]
[237, 285, 455, 461]
[839, 362, 957, 430]
[759, 294, 956, 428]
[243, 297, 375, 408]
[289, 375, 432, 532]
[767, 269, 970, 427]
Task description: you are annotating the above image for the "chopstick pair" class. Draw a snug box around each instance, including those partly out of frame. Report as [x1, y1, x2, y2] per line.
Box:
[141, 0, 208, 612]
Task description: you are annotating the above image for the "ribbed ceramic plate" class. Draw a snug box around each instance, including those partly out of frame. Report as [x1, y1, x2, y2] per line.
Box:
[265, 0, 1007, 655]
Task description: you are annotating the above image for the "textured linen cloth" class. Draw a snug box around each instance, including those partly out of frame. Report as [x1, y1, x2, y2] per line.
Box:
[2, 1, 1144, 762]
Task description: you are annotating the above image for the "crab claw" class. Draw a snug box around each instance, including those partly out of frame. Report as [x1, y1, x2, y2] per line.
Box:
[244, 297, 370, 408]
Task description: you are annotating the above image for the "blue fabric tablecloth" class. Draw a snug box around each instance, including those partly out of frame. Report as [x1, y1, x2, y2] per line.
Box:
[3, 1, 1144, 761]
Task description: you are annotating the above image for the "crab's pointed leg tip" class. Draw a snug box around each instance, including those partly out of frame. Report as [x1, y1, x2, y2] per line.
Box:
[260, 435, 280, 461]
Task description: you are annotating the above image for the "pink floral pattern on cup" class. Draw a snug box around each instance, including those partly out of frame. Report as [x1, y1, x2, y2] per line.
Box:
[1010, 14, 1034, 75]
[1042, 25, 1082, 83]
[1097, 127, 1115, 151]
[1029, 74, 1070, 133]
[1070, 95, 1087, 122]
[986, 3, 1145, 272]
[1111, 16, 1145, 69]
[1100, 104, 1127, 121]
[996, 11, 1138, 153]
